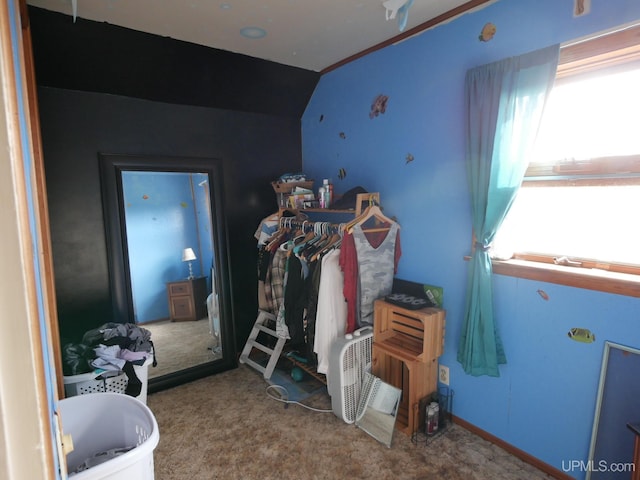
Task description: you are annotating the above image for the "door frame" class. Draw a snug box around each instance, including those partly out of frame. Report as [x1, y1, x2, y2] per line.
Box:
[0, 1, 62, 478]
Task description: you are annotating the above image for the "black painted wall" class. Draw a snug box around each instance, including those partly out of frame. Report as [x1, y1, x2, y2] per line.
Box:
[29, 7, 318, 118]
[29, 7, 320, 350]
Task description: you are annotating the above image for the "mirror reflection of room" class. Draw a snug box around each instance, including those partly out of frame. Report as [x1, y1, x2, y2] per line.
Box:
[121, 170, 222, 379]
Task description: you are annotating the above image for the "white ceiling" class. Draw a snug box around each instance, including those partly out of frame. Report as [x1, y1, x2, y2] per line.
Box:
[26, 0, 494, 72]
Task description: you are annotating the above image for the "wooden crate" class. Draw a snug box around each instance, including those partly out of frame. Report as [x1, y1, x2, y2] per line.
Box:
[271, 180, 314, 194]
[372, 299, 446, 436]
[373, 300, 445, 363]
[372, 348, 438, 436]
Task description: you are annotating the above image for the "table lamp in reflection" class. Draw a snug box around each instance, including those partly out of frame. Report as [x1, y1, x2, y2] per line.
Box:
[182, 247, 196, 279]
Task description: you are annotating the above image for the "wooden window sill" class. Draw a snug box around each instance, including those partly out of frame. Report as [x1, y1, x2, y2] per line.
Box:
[491, 258, 640, 298]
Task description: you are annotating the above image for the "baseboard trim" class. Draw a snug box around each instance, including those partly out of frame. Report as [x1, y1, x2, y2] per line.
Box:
[452, 415, 573, 480]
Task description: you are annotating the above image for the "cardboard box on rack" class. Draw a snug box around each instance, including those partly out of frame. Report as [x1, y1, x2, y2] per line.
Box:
[272, 180, 315, 208]
[288, 192, 316, 209]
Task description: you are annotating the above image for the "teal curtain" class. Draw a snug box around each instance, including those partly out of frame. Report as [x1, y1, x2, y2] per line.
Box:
[458, 45, 559, 377]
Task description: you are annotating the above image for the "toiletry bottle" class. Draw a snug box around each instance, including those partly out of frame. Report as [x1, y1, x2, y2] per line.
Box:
[427, 402, 439, 435]
[329, 179, 334, 206]
[318, 187, 326, 208]
[322, 179, 333, 208]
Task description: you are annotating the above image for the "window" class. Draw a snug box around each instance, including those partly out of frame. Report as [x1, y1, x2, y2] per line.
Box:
[491, 25, 640, 297]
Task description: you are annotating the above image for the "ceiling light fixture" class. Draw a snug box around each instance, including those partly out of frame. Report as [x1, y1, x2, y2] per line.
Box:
[240, 27, 267, 39]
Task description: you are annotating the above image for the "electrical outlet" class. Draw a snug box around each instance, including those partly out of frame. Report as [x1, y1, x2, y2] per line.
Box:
[439, 365, 449, 386]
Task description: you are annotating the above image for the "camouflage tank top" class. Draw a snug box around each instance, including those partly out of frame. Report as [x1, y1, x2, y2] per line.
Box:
[352, 222, 399, 327]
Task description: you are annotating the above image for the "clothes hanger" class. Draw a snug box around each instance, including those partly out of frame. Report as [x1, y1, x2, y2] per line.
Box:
[310, 232, 342, 262]
[301, 222, 334, 260]
[305, 222, 329, 252]
[279, 218, 307, 252]
[265, 217, 292, 250]
[346, 197, 396, 234]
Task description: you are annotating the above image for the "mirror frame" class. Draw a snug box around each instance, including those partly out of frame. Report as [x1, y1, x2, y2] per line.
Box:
[586, 341, 640, 480]
[98, 153, 237, 392]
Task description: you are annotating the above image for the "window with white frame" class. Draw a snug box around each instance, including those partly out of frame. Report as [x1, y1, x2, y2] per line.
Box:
[491, 24, 640, 291]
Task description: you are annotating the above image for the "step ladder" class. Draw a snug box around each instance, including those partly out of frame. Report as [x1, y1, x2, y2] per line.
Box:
[239, 310, 286, 380]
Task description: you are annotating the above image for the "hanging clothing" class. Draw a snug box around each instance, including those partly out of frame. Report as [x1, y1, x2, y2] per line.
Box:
[352, 222, 400, 327]
[254, 213, 280, 247]
[341, 224, 401, 331]
[284, 254, 307, 347]
[314, 248, 347, 375]
[268, 248, 287, 316]
[262, 261, 274, 314]
[339, 232, 359, 334]
[303, 260, 322, 365]
[271, 248, 290, 338]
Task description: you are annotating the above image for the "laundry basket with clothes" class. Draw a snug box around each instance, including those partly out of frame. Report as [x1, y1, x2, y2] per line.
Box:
[62, 323, 156, 403]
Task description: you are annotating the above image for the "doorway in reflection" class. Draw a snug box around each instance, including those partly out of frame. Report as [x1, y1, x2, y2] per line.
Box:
[121, 170, 222, 378]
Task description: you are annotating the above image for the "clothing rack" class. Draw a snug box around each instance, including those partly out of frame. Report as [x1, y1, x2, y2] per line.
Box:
[275, 191, 383, 237]
[277, 216, 345, 236]
[244, 192, 395, 383]
[285, 354, 328, 385]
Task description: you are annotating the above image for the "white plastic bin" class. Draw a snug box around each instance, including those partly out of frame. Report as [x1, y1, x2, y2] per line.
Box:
[63, 356, 153, 404]
[59, 392, 159, 479]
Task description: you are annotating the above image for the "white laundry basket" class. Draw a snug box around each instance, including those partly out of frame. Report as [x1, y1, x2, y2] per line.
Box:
[59, 392, 159, 480]
[63, 356, 153, 404]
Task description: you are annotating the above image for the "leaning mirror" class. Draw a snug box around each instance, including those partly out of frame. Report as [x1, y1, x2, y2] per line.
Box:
[355, 372, 402, 447]
[99, 154, 236, 392]
[587, 341, 640, 480]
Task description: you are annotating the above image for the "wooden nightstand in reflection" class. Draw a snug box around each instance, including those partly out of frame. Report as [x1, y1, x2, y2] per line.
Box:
[166, 277, 208, 322]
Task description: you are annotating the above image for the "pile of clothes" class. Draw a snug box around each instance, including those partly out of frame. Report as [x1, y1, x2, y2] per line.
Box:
[62, 323, 156, 397]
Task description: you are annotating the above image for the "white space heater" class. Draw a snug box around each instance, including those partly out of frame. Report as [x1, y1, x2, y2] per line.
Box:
[327, 327, 374, 424]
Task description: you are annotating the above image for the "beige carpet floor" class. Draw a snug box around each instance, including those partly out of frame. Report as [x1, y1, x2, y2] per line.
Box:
[146, 365, 555, 480]
[144, 319, 222, 378]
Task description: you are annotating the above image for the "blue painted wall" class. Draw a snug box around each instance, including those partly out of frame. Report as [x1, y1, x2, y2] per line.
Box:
[123, 171, 213, 323]
[302, 0, 640, 476]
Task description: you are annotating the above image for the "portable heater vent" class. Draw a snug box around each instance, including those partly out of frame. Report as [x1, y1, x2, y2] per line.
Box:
[327, 327, 373, 424]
